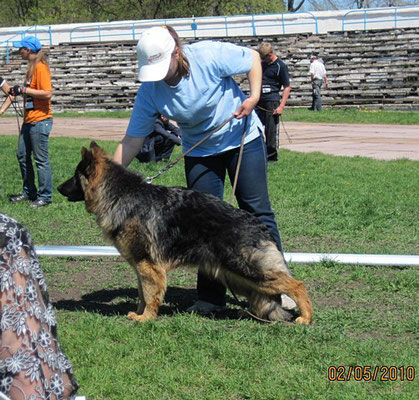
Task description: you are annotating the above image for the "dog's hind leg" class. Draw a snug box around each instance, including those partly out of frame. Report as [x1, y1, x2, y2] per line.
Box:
[127, 260, 167, 322]
[242, 243, 312, 324]
[259, 272, 312, 325]
[248, 293, 294, 322]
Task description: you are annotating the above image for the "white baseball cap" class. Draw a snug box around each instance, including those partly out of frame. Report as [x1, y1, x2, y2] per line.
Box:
[137, 27, 176, 82]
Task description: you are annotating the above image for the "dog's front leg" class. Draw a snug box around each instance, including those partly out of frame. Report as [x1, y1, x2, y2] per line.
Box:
[127, 260, 167, 322]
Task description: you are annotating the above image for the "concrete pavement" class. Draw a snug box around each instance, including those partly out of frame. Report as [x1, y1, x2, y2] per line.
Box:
[1, 117, 418, 161]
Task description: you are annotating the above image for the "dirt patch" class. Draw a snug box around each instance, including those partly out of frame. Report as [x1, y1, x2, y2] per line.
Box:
[46, 260, 245, 320]
[45, 258, 415, 327]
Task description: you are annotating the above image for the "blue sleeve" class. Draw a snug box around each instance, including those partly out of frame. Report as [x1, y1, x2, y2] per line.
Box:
[126, 84, 159, 138]
[203, 41, 253, 78]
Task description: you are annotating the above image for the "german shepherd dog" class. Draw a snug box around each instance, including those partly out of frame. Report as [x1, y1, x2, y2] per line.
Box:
[58, 142, 312, 324]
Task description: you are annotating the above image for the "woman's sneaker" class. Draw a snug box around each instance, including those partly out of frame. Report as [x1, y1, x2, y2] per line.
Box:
[28, 199, 51, 208]
[186, 300, 224, 315]
[9, 193, 33, 203]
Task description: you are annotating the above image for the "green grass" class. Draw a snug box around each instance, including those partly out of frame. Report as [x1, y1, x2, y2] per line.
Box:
[282, 108, 419, 125]
[53, 108, 419, 125]
[0, 136, 418, 400]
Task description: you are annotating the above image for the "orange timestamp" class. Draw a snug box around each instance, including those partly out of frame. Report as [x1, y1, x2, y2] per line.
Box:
[328, 365, 415, 382]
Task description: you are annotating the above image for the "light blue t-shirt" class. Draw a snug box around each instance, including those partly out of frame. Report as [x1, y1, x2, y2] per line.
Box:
[126, 40, 262, 157]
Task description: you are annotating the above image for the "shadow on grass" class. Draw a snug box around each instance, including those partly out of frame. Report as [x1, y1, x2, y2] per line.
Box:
[53, 286, 245, 320]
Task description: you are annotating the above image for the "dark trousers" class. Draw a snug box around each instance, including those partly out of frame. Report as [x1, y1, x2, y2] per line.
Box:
[256, 100, 280, 162]
[311, 79, 323, 111]
[184, 134, 284, 306]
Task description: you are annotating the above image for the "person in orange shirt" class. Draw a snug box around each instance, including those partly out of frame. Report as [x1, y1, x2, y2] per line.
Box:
[7, 36, 53, 208]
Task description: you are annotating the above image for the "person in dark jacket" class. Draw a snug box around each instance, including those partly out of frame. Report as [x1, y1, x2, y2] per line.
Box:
[136, 114, 182, 163]
[256, 42, 291, 163]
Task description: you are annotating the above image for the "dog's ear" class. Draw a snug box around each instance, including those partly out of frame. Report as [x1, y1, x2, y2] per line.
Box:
[90, 141, 100, 150]
[89, 140, 108, 160]
[81, 146, 93, 163]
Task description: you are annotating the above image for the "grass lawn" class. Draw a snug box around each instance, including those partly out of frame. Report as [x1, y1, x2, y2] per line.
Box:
[0, 134, 418, 400]
[52, 108, 419, 125]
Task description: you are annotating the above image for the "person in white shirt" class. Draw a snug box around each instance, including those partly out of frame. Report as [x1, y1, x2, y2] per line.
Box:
[309, 55, 328, 111]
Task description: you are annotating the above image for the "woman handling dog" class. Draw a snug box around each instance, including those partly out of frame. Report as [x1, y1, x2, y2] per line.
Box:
[5, 36, 53, 208]
[113, 26, 295, 315]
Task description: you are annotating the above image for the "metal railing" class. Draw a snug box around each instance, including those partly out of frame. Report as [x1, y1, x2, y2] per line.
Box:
[69, 12, 318, 42]
[0, 25, 52, 63]
[342, 5, 419, 31]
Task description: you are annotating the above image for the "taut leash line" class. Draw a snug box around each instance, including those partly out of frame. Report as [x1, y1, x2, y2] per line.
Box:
[145, 115, 235, 184]
[256, 105, 293, 144]
[8, 94, 24, 147]
[229, 115, 248, 204]
[145, 114, 236, 184]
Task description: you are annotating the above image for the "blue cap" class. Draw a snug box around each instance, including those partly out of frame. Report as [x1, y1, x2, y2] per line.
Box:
[13, 36, 42, 52]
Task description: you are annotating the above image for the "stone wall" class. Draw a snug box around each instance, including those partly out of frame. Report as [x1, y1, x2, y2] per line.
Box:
[1, 27, 418, 112]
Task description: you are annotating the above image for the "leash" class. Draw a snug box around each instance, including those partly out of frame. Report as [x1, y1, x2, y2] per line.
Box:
[7, 94, 24, 148]
[145, 115, 235, 184]
[145, 114, 250, 197]
[2, 93, 25, 144]
[229, 115, 247, 204]
[147, 114, 249, 205]
[8, 94, 24, 133]
[256, 105, 293, 144]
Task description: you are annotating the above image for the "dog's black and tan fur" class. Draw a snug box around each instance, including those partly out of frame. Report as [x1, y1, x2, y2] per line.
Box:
[58, 142, 312, 324]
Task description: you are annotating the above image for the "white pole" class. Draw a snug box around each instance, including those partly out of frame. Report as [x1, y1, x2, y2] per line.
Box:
[285, 252, 419, 266]
[35, 246, 120, 257]
[34, 246, 419, 266]
[0, 391, 12, 400]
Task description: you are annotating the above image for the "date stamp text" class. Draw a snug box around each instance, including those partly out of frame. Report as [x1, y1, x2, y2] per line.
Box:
[328, 365, 415, 382]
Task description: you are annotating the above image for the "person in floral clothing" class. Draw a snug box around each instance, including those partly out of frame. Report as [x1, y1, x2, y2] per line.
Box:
[0, 212, 81, 400]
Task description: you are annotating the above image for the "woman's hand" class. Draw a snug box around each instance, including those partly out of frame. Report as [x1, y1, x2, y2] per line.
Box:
[234, 96, 258, 119]
[9, 86, 23, 96]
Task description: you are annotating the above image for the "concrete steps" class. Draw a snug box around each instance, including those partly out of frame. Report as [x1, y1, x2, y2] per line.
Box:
[0, 27, 417, 112]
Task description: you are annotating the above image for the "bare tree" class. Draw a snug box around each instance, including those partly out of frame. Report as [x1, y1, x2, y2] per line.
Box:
[287, 0, 307, 12]
[302, 0, 417, 10]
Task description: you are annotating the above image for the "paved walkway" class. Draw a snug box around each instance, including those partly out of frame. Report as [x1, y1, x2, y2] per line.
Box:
[1, 117, 418, 161]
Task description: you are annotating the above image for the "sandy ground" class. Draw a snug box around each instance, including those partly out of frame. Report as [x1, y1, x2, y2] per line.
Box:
[1, 117, 418, 161]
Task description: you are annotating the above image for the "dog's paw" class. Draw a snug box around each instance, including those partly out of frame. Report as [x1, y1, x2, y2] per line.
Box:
[295, 316, 311, 325]
[127, 311, 155, 322]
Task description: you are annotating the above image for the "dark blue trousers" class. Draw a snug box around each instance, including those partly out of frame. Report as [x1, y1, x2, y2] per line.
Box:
[17, 119, 53, 202]
[184, 134, 284, 306]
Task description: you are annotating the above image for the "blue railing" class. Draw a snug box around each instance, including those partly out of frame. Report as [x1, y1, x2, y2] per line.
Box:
[69, 12, 318, 42]
[342, 5, 419, 31]
[70, 19, 169, 42]
[0, 25, 52, 63]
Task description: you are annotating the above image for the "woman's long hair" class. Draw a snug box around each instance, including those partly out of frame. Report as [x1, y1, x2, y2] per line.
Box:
[25, 49, 50, 83]
[164, 25, 190, 78]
